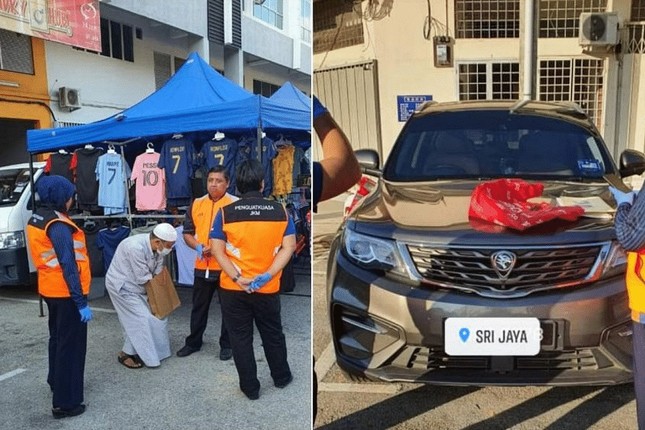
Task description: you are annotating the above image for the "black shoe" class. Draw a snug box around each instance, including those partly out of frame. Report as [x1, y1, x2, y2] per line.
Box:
[274, 374, 293, 389]
[176, 345, 200, 357]
[52, 404, 86, 419]
[243, 390, 259, 400]
[219, 347, 233, 361]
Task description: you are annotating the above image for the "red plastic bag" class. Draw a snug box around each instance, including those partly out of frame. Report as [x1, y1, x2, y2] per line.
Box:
[468, 179, 585, 231]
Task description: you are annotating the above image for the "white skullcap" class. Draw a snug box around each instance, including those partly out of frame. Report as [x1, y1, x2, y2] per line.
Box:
[153, 223, 177, 242]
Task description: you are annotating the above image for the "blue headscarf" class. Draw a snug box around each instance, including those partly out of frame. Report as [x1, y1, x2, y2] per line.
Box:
[37, 175, 75, 211]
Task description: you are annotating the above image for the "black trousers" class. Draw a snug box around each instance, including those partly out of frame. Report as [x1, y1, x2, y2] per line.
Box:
[44, 297, 87, 410]
[219, 289, 291, 394]
[184, 274, 230, 349]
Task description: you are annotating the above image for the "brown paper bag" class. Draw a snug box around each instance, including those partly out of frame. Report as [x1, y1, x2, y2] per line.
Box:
[145, 267, 180, 319]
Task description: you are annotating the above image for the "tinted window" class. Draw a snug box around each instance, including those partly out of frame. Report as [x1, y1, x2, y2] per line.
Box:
[383, 110, 614, 182]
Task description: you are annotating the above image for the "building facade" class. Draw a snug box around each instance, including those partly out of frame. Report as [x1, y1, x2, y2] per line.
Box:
[0, 0, 311, 163]
[313, 0, 645, 164]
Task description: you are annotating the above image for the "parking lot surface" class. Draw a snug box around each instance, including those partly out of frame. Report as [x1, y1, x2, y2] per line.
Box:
[0, 269, 311, 430]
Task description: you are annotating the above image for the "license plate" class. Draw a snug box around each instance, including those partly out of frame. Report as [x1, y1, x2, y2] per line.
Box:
[444, 317, 541, 356]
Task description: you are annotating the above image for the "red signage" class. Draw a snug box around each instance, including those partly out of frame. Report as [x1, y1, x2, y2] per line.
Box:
[0, 0, 101, 51]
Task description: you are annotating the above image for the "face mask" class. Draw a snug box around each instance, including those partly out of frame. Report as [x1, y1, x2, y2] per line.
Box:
[158, 246, 172, 257]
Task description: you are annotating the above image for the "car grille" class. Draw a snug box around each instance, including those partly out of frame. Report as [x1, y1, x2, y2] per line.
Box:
[408, 347, 598, 372]
[407, 245, 602, 296]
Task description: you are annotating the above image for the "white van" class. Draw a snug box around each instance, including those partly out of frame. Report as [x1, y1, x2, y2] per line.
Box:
[0, 162, 45, 286]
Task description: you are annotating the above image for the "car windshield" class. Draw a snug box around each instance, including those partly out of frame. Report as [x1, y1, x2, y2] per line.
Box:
[383, 110, 615, 182]
[0, 168, 33, 207]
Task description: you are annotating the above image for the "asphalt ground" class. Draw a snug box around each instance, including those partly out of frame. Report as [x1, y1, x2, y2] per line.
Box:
[313, 195, 639, 430]
[0, 265, 312, 430]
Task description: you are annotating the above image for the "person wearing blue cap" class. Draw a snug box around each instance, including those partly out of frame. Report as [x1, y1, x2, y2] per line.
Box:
[26, 174, 93, 419]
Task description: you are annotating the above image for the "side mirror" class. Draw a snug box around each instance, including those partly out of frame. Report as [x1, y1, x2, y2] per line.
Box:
[354, 149, 381, 177]
[619, 149, 645, 178]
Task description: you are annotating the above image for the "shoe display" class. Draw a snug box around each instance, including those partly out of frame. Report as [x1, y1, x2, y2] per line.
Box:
[274, 374, 293, 388]
[52, 404, 86, 419]
[219, 347, 233, 361]
[176, 345, 200, 357]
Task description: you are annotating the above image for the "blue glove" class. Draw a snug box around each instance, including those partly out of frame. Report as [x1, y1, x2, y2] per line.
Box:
[195, 244, 204, 258]
[609, 186, 634, 206]
[250, 272, 272, 291]
[79, 306, 93, 323]
[313, 96, 328, 120]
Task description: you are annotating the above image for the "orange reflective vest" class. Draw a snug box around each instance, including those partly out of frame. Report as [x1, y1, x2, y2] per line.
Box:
[626, 251, 645, 321]
[219, 195, 289, 293]
[190, 193, 237, 271]
[26, 210, 91, 298]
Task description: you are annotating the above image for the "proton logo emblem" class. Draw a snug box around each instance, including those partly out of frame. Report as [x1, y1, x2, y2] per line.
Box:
[491, 250, 516, 280]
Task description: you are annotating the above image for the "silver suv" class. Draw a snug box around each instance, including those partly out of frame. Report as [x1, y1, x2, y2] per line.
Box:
[327, 100, 645, 385]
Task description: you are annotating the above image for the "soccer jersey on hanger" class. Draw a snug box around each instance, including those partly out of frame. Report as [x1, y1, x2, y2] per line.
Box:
[74, 147, 103, 211]
[158, 138, 196, 204]
[96, 152, 131, 215]
[131, 151, 166, 211]
[198, 137, 238, 194]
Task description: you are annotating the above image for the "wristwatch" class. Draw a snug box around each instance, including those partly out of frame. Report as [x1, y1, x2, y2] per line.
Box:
[232, 273, 240, 282]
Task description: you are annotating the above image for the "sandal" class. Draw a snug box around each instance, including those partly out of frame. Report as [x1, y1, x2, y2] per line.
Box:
[118, 352, 143, 369]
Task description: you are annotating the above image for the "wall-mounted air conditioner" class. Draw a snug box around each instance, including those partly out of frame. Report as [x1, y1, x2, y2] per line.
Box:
[58, 87, 81, 110]
[579, 12, 619, 46]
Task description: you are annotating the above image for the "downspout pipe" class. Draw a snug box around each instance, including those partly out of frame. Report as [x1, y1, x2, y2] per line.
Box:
[523, 0, 535, 101]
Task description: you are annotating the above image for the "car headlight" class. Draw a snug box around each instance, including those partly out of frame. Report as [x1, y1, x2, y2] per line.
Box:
[601, 242, 627, 279]
[0, 231, 25, 250]
[342, 228, 405, 275]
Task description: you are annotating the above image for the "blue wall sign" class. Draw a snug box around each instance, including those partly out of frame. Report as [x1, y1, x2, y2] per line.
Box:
[397, 95, 433, 122]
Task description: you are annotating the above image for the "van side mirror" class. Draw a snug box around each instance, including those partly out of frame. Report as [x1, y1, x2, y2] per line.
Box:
[619, 149, 645, 178]
[355, 149, 381, 177]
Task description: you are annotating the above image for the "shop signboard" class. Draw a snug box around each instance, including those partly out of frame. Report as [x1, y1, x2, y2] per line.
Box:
[0, 0, 101, 51]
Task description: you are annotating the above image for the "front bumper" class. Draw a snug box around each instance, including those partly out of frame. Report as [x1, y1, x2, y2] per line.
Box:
[0, 247, 31, 286]
[328, 249, 633, 386]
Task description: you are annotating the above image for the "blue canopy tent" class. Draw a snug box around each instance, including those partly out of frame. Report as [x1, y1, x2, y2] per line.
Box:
[26, 52, 310, 154]
[266, 81, 311, 148]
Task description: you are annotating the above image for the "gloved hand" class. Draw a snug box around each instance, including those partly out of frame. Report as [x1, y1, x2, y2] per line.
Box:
[250, 272, 272, 291]
[79, 306, 93, 323]
[196, 244, 204, 258]
[313, 96, 328, 120]
[609, 186, 635, 206]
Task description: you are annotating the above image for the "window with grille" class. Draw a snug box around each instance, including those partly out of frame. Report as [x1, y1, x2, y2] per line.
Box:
[0, 29, 34, 74]
[632, 0, 645, 21]
[301, 0, 312, 43]
[538, 58, 604, 126]
[253, 79, 280, 97]
[253, 0, 284, 29]
[539, 0, 607, 38]
[154, 52, 222, 90]
[313, 0, 364, 53]
[455, 0, 520, 39]
[459, 62, 519, 100]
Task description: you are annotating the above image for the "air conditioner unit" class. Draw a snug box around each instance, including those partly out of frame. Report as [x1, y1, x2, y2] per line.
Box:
[579, 12, 619, 46]
[58, 87, 81, 110]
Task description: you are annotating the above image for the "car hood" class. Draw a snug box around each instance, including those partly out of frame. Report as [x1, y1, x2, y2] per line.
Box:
[349, 179, 617, 246]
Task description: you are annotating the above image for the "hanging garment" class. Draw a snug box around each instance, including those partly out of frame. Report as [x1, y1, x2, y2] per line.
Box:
[74, 147, 104, 211]
[198, 137, 239, 195]
[131, 151, 166, 211]
[158, 138, 196, 205]
[272, 145, 295, 196]
[468, 179, 585, 231]
[173, 225, 196, 287]
[246, 136, 276, 198]
[95, 152, 131, 215]
[45, 152, 75, 182]
[97, 225, 131, 273]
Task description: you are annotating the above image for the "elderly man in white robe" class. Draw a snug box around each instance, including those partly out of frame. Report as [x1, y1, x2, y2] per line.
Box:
[106, 223, 177, 368]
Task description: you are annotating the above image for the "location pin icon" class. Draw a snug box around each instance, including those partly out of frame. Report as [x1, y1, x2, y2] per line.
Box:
[459, 328, 470, 343]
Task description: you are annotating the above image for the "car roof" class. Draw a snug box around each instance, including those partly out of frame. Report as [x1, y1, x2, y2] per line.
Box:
[414, 100, 594, 128]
